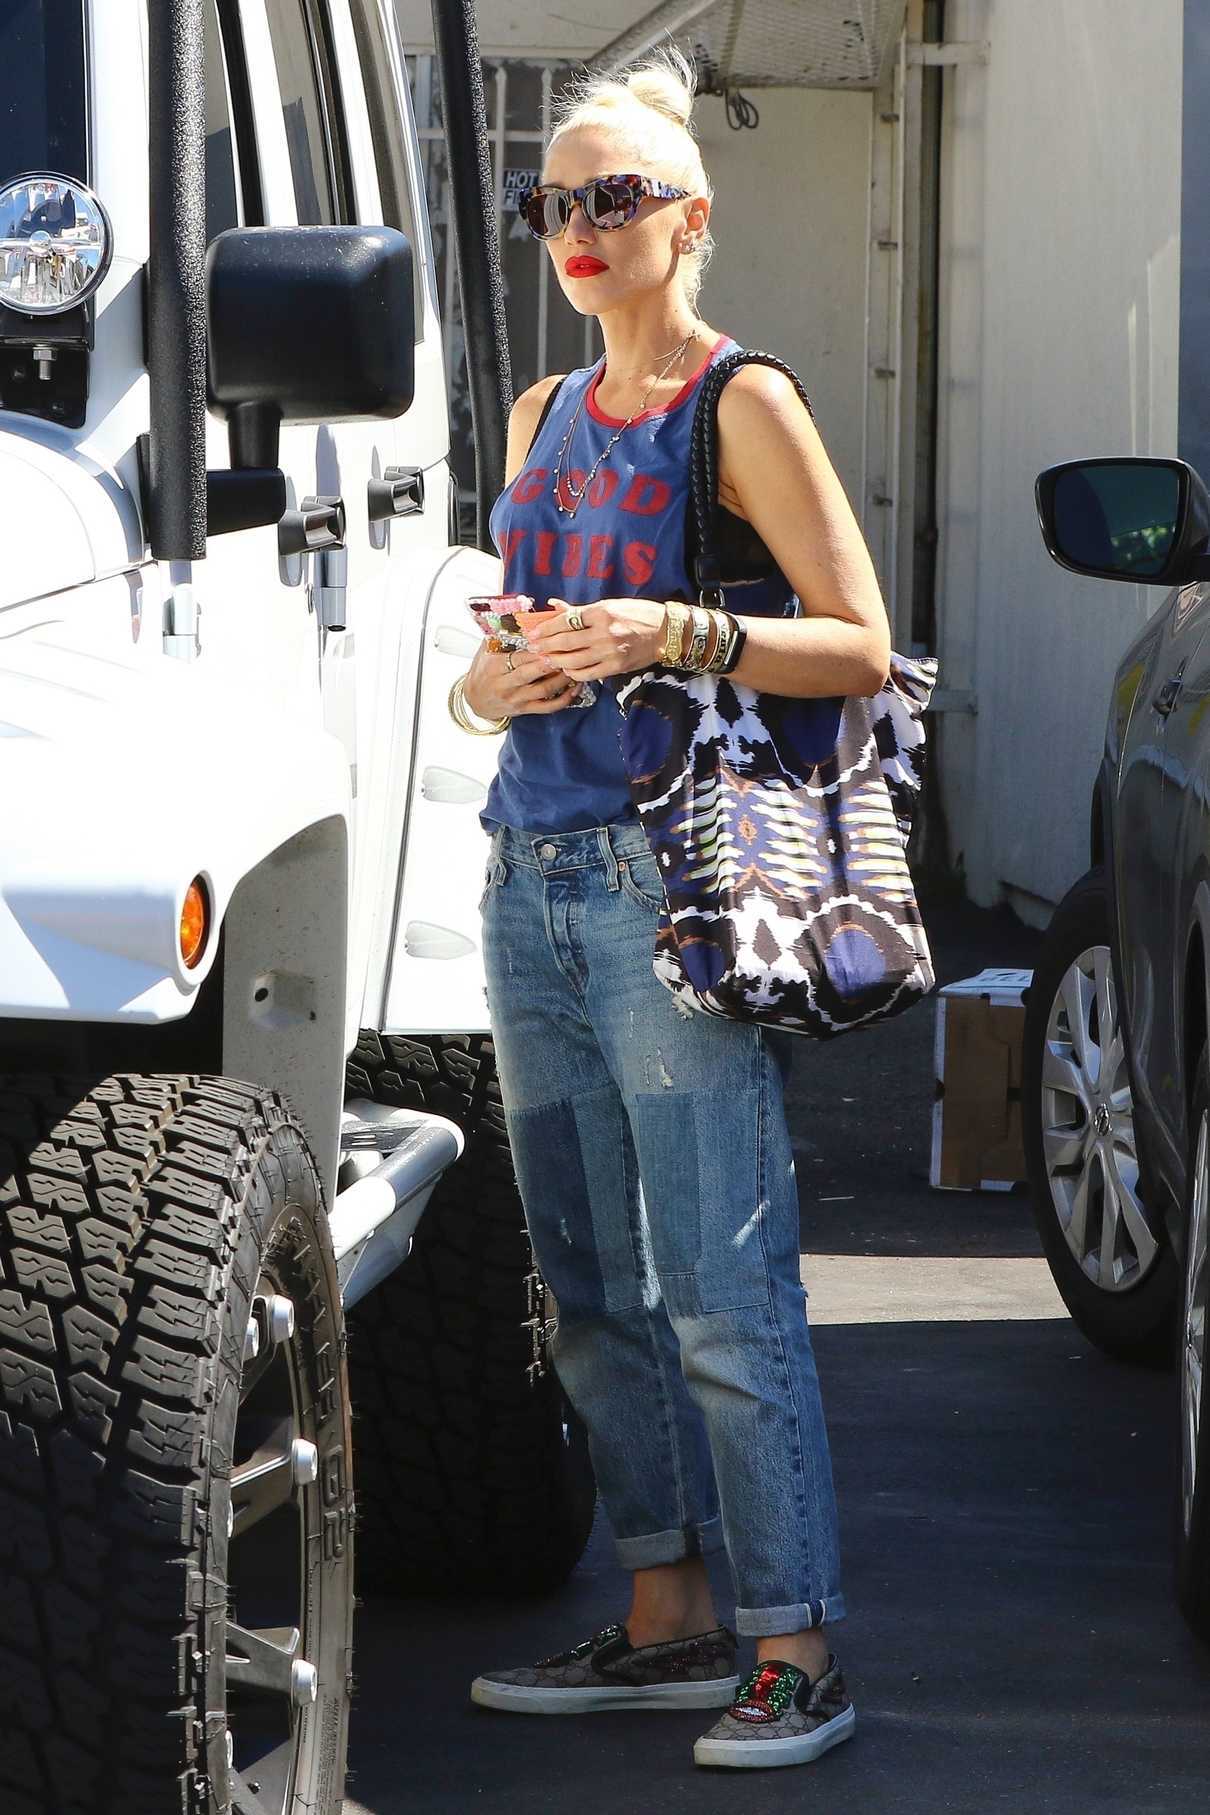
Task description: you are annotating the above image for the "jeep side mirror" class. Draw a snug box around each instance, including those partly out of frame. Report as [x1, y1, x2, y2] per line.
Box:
[204, 225, 416, 532]
[1035, 455, 1210, 586]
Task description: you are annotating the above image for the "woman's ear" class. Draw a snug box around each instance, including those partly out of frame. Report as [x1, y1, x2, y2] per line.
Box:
[683, 193, 710, 243]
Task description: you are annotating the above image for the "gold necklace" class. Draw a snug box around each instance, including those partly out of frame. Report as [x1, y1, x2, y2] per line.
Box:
[552, 331, 695, 518]
[607, 331, 703, 379]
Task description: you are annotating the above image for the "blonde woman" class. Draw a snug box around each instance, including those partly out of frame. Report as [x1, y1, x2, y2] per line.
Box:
[457, 43, 889, 1771]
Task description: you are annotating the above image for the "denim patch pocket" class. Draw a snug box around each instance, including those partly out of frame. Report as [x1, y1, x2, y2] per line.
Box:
[630, 1087, 770, 1314]
[617, 849, 666, 912]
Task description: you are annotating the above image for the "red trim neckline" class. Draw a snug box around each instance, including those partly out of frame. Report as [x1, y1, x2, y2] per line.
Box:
[586, 331, 731, 428]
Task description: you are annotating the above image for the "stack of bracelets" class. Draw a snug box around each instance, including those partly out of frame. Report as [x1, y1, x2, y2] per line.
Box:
[449, 602, 748, 735]
[659, 600, 747, 676]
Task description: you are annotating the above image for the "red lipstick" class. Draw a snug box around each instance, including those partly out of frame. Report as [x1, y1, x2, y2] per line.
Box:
[565, 256, 609, 277]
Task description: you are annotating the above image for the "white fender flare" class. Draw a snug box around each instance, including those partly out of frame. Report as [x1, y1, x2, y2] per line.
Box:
[0, 703, 350, 1022]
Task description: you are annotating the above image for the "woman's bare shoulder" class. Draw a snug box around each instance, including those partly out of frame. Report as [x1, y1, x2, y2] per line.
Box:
[717, 361, 812, 425]
[505, 373, 569, 482]
[514, 370, 567, 411]
[716, 364, 818, 517]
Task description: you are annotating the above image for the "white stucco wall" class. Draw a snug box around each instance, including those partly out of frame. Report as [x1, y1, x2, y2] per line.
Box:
[694, 87, 871, 502]
[937, 0, 1182, 922]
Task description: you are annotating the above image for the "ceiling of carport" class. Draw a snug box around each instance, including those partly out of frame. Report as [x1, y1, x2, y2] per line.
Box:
[589, 0, 910, 89]
[403, 2, 909, 88]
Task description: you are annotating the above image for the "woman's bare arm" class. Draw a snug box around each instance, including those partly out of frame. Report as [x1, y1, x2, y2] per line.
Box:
[714, 368, 891, 697]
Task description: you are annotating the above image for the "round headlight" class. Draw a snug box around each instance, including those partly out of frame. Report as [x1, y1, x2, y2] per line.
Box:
[0, 174, 112, 316]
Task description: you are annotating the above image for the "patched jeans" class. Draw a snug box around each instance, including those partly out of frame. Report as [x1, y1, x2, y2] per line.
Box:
[480, 819, 846, 1636]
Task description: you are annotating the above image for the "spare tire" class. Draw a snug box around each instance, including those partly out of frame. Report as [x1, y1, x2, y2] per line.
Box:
[0, 1073, 353, 1815]
[344, 1032, 595, 1596]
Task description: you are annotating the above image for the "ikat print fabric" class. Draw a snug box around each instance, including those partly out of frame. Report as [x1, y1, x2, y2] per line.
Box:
[612, 648, 938, 1039]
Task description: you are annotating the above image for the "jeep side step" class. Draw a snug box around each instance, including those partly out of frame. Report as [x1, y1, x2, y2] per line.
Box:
[331, 1098, 464, 1308]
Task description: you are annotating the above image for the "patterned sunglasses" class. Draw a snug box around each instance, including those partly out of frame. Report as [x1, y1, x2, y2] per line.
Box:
[517, 173, 689, 240]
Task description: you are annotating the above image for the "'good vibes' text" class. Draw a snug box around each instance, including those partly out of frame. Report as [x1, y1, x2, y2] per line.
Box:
[500, 466, 674, 590]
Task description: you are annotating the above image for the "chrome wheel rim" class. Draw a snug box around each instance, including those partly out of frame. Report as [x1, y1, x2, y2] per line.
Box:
[1183, 1113, 1209, 1535]
[225, 1281, 318, 1814]
[1041, 943, 1157, 1292]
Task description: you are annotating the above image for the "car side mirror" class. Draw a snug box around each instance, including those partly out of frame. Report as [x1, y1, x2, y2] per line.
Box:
[1035, 456, 1210, 586]
[206, 224, 416, 487]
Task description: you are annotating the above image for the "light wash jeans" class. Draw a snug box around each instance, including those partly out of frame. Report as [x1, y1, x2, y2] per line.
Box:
[479, 819, 846, 1637]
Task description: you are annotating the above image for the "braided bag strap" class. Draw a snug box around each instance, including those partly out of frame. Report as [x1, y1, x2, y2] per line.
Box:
[688, 349, 816, 598]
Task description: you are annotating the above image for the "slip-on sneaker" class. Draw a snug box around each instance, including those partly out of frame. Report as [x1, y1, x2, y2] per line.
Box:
[471, 1621, 740, 1713]
[693, 1655, 856, 1768]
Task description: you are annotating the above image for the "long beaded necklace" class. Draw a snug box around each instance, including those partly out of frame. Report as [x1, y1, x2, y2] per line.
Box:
[553, 330, 697, 518]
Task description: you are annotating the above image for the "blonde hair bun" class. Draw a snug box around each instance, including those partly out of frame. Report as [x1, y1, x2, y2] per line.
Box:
[626, 59, 694, 129]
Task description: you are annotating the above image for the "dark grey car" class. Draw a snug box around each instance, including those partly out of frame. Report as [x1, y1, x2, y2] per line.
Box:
[1026, 455, 1210, 1640]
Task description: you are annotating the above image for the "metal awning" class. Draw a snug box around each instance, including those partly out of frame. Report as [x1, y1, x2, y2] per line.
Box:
[588, 0, 909, 90]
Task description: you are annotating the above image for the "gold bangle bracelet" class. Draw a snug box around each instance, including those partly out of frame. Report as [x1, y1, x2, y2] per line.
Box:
[674, 601, 693, 664]
[448, 674, 511, 735]
[660, 601, 688, 668]
[663, 606, 682, 671]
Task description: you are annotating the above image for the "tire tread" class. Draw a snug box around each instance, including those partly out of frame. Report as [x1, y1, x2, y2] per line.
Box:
[345, 1033, 595, 1596]
[0, 1073, 322, 1813]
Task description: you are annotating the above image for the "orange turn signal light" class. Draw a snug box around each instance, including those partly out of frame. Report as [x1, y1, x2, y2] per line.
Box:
[180, 877, 210, 969]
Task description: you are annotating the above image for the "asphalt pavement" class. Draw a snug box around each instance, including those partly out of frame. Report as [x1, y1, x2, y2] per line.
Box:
[344, 892, 1210, 1813]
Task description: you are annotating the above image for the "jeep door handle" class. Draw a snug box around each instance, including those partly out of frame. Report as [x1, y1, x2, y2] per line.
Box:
[1155, 663, 1188, 717]
[279, 494, 346, 556]
[367, 465, 424, 523]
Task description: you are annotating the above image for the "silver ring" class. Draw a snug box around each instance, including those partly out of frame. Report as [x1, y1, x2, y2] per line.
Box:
[505, 651, 515, 672]
[566, 607, 586, 632]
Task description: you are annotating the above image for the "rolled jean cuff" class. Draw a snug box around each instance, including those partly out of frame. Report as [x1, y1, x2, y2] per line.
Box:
[613, 1515, 726, 1570]
[734, 1594, 846, 1637]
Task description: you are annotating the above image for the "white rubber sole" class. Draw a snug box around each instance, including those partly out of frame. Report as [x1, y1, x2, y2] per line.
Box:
[470, 1674, 741, 1714]
[693, 1702, 857, 1768]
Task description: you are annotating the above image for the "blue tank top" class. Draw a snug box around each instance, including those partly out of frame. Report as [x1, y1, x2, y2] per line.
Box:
[481, 331, 797, 833]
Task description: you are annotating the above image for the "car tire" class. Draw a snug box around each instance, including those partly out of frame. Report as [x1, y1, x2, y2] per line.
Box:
[0, 1073, 353, 1815]
[344, 1032, 596, 1596]
[1175, 1047, 1210, 1639]
[1022, 866, 1179, 1365]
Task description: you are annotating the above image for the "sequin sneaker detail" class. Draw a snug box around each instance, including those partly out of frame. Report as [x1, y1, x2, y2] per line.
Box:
[471, 1623, 740, 1713]
[693, 1655, 856, 1767]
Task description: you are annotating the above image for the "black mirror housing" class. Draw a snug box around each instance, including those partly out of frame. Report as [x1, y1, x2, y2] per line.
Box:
[206, 225, 416, 468]
[1035, 455, 1210, 587]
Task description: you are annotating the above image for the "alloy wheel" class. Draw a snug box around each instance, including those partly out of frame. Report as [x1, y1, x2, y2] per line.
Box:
[1040, 943, 1157, 1292]
[1183, 1113, 1209, 1535]
[225, 1279, 320, 1813]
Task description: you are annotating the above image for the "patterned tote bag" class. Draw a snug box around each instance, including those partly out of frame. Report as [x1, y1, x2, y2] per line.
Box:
[612, 349, 937, 1040]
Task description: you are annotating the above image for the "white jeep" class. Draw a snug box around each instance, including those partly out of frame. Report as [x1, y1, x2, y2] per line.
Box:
[0, 4, 593, 1810]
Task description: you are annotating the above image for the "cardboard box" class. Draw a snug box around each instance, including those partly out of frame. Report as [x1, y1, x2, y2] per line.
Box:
[930, 969, 1033, 1192]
